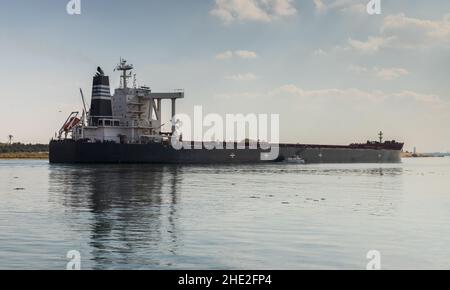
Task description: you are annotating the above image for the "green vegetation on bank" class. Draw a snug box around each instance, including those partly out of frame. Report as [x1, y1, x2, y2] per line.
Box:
[0, 143, 49, 153]
[0, 143, 49, 159]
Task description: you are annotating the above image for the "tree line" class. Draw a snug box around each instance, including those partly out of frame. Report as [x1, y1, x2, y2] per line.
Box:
[0, 143, 49, 153]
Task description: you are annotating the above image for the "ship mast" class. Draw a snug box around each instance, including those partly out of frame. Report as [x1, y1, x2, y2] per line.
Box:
[115, 58, 134, 89]
[379, 131, 383, 143]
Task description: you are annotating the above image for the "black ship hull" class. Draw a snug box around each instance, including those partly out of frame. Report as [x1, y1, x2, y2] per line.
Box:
[49, 140, 403, 164]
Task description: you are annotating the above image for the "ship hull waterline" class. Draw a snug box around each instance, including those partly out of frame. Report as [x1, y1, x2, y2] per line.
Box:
[49, 141, 402, 164]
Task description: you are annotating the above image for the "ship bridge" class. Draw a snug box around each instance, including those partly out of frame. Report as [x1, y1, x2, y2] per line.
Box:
[70, 58, 185, 144]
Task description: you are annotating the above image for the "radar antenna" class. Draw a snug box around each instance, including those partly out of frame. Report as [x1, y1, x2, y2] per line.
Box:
[115, 58, 134, 89]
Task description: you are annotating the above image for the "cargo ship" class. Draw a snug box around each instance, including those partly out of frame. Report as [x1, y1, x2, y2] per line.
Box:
[49, 59, 404, 164]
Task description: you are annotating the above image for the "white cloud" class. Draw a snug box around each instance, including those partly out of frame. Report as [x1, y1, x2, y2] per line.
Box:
[215, 50, 258, 60]
[347, 13, 450, 53]
[235, 50, 258, 59]
[348, 36, 394, 54]
[272, 0, 298, 16]
[374, 67, 410, 81]
[340, 3, 366, 14]
[380, 13, 450, 49]
[314, 0, 366, 15]
[271, 84, 442, 104]
[271, 85, 384, 102]
[215, 50, 234, 60]
[210, 0, 297, 24]
[216, 84, 443, 105]
[348, 65, 410, 81]
[313, 0, 326, 13]
[226, 73, 258, 81]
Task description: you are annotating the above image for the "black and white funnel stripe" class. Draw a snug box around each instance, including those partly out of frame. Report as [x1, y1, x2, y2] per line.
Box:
[89, 68, 113, 125]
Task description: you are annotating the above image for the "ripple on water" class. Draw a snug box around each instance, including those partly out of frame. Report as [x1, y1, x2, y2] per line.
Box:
[0, 158, 450, 269]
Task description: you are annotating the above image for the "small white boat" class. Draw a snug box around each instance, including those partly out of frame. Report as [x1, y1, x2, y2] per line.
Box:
[285, 156, 306, 164]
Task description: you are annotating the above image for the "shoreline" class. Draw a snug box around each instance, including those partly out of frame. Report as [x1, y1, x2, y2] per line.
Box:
[0, 151, 447, 161]
[0, 152, 49, 160]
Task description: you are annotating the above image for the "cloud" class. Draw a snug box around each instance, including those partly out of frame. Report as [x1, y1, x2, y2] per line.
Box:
[313, 0, 326, 13]
[348, 36, 394, 54]
[380, 13, 450, 49]
[235, 50, 258, 59]
[339, 3, 366, 14]
[215, 84, 443, 105]
[210, 0, 297, 24]
[374, 67, 410, 81]
[347, 13, 450, 53]
[215, 50, 258, 60]
[215, 50, 234, 60]
[271, 85, 384, 102]
[270, 84, 442, 104]
[225, 73, 258, 81]
[348, 65, 410, 81]
[314, 0, 366, 15]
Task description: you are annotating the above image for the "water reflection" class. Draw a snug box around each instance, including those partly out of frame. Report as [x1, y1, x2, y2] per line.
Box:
[48, 164, 181, 269]
[47, 163, 406, 269]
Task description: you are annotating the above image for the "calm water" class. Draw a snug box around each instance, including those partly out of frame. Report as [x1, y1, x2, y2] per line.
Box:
[1, 158, 450, 270]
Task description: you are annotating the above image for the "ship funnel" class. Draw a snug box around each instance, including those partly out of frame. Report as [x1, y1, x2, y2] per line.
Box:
[89, 67, 112, 126]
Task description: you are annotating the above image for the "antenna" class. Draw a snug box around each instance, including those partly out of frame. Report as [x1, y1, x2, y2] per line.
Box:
[115, 58, 134, 89]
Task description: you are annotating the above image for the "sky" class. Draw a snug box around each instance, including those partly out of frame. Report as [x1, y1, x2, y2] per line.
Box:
[0, 0, 450, 152]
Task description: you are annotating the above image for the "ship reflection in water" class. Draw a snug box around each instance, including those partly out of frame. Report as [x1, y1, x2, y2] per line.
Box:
[47, 163, 405, 269]
[48, 165, 181, 269]
[2, 159, 450, 269]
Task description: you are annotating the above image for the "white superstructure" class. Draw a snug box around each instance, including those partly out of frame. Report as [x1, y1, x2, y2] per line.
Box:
[69, 59, 184, 144]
